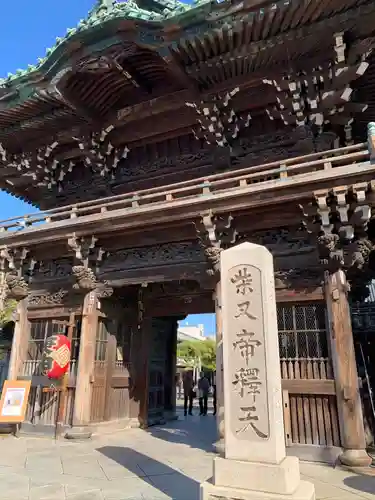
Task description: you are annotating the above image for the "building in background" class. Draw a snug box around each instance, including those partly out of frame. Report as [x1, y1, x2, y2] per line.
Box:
[177, 324, 205, 342]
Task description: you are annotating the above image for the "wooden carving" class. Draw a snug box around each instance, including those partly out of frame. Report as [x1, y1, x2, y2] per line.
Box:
[28, 289, 69, 307]
[301, 184, 375, 276]
[67, 234, 107, 291]
[186, 88, 251, 148]
[194, 211, 237, 285]
[103, 242, 204, 271]
[0, 247, 35, 300]
[263, 32, 371, 137]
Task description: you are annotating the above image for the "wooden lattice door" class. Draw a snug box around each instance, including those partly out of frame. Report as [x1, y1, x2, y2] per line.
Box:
[90, 319, 109, 422]
[147, 319, 168, 425]
[277, 302, 341, 452]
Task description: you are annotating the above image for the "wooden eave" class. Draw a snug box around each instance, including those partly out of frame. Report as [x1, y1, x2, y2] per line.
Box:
[0, 0, 375, 205]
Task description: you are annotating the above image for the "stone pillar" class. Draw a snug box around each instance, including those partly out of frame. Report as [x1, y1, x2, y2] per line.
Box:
[201, 242, 314, 500]
[66, 291, 98, 439]
[213, 280, 225, 454]
[8, 298, 29, 380]
[325, 270, 371, 467]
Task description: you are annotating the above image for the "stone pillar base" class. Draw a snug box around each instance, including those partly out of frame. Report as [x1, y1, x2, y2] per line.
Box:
[339, 449, 372, 467]
[201, 457, 315, 500]
[212, 438, 224, 455]
[64, 426, 92, 440]
[201, 480, 315, 500]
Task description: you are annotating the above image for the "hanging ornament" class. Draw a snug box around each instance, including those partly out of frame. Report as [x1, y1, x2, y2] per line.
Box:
[41, 334, 71, 379]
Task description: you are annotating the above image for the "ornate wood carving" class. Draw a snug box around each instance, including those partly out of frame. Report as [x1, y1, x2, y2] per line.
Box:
[102, 241, 204, 271]
[274, 268, 323, 289]
[33, 258, 72, 280]
[0, 247, 35, 300]
[145, 280, 201, 299]
[238, 226, 315, 256]
[186, 88, 251, 148]
[264, 33, 371, 137]
[73, 126, 130, 179]
[194, 211, 237, 287]
[0, 124, 130, 193]
[28, 289, 69, 307]
[41, 127, 317, 208]
[301, 183, 375, 298]
[67, 234, 107, 291]
[120, 149, 211, 180]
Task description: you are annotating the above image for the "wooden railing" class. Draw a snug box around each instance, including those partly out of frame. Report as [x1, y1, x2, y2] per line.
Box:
[0, 142, 369, 233]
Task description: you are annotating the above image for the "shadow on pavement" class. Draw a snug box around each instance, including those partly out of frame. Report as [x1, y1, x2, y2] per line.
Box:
[97, 446, 200, 500]
[343, 474, 375, 495]
[145, 404, 217, 454]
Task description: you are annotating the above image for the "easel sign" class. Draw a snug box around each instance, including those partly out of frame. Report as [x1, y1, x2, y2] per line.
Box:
[0, 380, 31, 423]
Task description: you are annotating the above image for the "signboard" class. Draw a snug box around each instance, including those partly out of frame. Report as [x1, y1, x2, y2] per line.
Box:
[0, 380, 31, 423]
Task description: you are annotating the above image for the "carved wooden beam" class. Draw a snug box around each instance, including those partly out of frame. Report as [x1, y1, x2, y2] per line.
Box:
[264, 32, 372, 141]
[67, 234, 109, 292]
[194, 211, 238, 287]
[186, 88, 251, 149]
[72, 125, 130, 179]
[301, 182, 375, 277]
[0, 246, 36, 300]
[0, 123, 130, 193]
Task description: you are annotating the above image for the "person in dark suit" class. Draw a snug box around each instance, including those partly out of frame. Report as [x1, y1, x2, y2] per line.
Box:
[182, 369, 194, 416]
[198, 372, 210, 416]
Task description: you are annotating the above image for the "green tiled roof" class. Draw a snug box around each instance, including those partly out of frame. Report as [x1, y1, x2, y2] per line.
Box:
[0, 0, 212, 87]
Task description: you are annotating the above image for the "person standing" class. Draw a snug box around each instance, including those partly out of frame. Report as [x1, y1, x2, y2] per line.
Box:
[198, 371, 210, 416]
[182, 369, 194, 416]
[176, 373, 183, 399]
[212, 370, 217, 416]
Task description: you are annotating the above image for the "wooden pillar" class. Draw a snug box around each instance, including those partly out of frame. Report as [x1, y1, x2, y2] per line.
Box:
[138, 317, 151, 428]
[325, 270, 371, 467]
[66, 291, 98, 439]
[213, 280, 224, 454]
[169, 318, 178, 415]
[164, 318, 178, 416]
[8, 298, 29, 380]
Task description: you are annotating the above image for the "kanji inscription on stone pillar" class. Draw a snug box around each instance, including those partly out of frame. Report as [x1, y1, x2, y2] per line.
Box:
[221, 242, 285, 464]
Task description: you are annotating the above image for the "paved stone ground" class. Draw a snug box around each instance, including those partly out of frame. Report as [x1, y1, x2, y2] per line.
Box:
[0, 407, 374, 499]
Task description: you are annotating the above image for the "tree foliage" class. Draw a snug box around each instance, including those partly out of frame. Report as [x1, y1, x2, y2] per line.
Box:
[177, 338, 216, 371]
[0, 299, 17, 359]
[0, 299, 17, 329]
[200, 338, 216, 371]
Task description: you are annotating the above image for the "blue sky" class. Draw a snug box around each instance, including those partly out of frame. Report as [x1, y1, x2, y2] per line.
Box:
[0, 0, 216, 336]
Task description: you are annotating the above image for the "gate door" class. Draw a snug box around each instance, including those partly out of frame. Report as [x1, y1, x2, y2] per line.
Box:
[147, 319, 167, 425]
[90, 319, 109, 422]
[278, 302, 341, 456]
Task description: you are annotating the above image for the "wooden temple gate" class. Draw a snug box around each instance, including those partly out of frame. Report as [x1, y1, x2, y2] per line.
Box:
[1, 0, 375, 468]
[17, 295, 342, 462]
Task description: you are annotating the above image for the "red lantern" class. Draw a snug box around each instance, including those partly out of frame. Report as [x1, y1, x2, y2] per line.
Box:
[41, 335, 71, 380]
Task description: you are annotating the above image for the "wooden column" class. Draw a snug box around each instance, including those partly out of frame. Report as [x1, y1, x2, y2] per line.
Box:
[169, 318, 178, 416]
[8, 298, 29, 380]
[325, 270, 371, 467]
[138, 317, 152, 428]
[67, 291, 98, 439]
[213, 280, 225, 454]
[164, 317, 178, 417]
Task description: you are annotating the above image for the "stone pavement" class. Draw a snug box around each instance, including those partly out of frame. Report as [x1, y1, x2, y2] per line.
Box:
[0, 409, 374, 500]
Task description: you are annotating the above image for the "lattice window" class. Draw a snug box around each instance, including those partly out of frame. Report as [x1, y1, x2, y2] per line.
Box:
[95, 320, 108, 361]
[24, 318, 82, 376]
[277, 303, 331, 379]
[24, 320, 62, 375]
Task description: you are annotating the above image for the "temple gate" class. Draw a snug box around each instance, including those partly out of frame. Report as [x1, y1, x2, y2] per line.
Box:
[0, 0, 374, 467]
